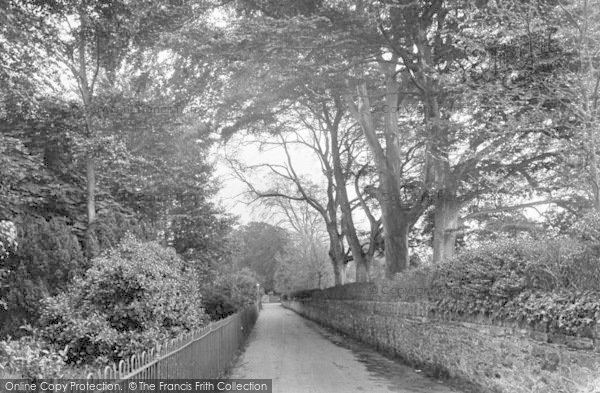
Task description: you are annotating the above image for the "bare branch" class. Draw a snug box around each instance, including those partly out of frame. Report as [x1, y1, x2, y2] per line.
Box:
[462, 199, 572, 220]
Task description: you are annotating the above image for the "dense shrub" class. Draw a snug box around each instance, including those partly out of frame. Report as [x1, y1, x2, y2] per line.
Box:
[289, 269, 435, 302]
[292, 234, 600, 338]
[429, 237, 600, 336]
[564, 212, 600, 289]
[429, 237, 599, 316]
[500, 290, 600, 337]
[431, 238, 541, 316]
[0, 217, 84, 336]
[84, 211, 156, 259]
[290, 288, 324, 300]
[0, 336, 68, 379]
[37, 234, 208, 365]
[202, 268, 258, 320]
[0, 220, 17, 261]
[311, 283, 376, 300]
[569, 211, 600, 243]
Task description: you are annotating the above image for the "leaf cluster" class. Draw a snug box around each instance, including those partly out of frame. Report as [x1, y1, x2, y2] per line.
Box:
[201, 267, 258, 320]
[0, 336, 69, 379]
[291, 221, 600, 338]
[36, 235, 208, 365]
[0, 217, 84, 335]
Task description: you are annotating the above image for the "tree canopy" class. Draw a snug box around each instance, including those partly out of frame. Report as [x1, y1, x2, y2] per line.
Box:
[1, 0, 599, 340]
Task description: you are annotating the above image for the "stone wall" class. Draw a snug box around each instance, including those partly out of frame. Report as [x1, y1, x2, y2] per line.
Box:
[283, 299, 600, 393]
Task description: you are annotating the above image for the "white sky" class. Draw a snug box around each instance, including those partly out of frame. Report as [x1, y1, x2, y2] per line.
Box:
[211, 134, 325, 224]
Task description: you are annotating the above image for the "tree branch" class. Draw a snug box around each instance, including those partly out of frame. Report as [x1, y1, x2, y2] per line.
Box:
[462, 199, 572, 220]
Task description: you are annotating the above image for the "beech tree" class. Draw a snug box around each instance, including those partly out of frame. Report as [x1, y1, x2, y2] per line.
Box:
[231, 222, 291, 292]
[212, 0, 581, 273]
[9, 0, 199, 230]
[228, 129, 351, 285]
[541, 0, 600, 211]
[263, 199, 333, 291]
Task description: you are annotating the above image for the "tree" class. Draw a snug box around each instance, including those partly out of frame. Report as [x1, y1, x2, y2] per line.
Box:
[317, 95, 374, 281]
[9, 0, 201, 236]
[232, 222, 291, 292]
[184, 1, 432, 275]
[539, 0, 600, 211]
[261, 198, 333, 291]
[227, 129, 351, 285]
[274, 234, 332, 293]
[0, 1, 235, 336]
[219, 0, 578, 270]
[437, 0, 599, 249]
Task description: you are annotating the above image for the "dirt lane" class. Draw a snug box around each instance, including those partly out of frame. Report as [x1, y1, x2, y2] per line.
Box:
[229, 303, 462, 393]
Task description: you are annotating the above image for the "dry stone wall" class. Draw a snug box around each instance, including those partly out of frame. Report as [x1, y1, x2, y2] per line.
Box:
[283, 299, 600, 393]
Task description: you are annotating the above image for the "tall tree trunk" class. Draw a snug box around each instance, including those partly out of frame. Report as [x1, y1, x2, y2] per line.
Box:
[326, 108, 369, 282]
[355, 260, 369, 282]
[326, 223, 345, 286]
[358, 255, 373, 281]
[329, 253, 343, 286]
[380, 175, 410, 277]
[346, 80, 412, 277]
[86, 157, 96, 225]
[432, 194, 460, 263]
[589, 152, 600, 211]
[420, 56, 458, 263]
[76, 5, 97, 230]
[380, 65, 412, 277]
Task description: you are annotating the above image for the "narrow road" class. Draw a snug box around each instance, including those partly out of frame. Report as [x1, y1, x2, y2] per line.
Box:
[229, 303, 462, 393]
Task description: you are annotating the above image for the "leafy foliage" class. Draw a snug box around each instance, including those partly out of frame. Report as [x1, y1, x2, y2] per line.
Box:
[0, 336, 68, 379]
[430, 236, 599, 313]
[501, 290, 600, 337]
[3, 0, 600, 377]
[0, 220, 17, 261]
[293, 233, 600, 338]
[232, 222, 291, 292]
[0, 217, 84, 335]
[430, 235, 600, 336]
[201, 268, 258, 320]
[37, 235, 208, 365]
[421, 234, 600, 337]
[0, 0, 231, 334]
[274, 245, 332, 294]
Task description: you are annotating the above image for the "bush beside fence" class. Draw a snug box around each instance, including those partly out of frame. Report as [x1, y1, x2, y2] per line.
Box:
[83, 304, 258, 382]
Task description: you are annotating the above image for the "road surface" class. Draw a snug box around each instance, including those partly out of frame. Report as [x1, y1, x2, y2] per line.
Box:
[229, 303, 462, 393]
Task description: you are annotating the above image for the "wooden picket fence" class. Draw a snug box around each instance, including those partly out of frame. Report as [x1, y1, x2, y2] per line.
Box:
[83, 304, 259, 382]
